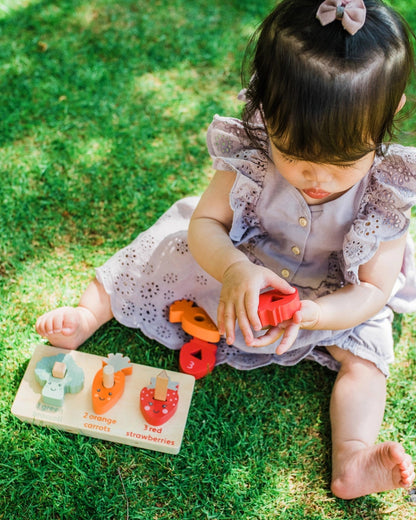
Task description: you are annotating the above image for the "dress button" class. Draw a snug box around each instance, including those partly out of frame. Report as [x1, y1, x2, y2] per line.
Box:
[281, 269, 290, 278]
[291, 245, 301, 256]
[299, 217, 308, 227]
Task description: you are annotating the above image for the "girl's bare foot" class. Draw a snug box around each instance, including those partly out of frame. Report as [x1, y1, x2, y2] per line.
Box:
[35, 306, 100, 350]
[331, 441, 415, 499]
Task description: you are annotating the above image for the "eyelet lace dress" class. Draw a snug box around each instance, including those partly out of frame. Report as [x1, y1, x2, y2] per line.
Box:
[96, 114, 416, 376]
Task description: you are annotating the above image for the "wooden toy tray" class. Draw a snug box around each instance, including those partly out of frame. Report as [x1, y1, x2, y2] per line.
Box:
[12, 344, 195, 454]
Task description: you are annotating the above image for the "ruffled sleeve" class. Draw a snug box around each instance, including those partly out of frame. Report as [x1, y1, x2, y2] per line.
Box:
[206, 115, 270, 244]
[342, 145, 416, 284]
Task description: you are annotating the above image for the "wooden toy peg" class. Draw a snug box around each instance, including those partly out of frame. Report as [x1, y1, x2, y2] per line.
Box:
[169, 300, 220, 343]
[52, 361, 67, 379]
[154, 370, 169, 401]
[102, 364, 115, 388]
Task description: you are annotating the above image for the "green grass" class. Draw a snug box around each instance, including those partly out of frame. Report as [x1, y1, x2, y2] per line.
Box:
[0, 0, 415, 518]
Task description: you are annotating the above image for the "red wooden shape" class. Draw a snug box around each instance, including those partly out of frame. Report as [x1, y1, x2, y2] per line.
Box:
[140, 385, 179, 426]
[258, 289, 301, 327]
[179, 338, 217, 379]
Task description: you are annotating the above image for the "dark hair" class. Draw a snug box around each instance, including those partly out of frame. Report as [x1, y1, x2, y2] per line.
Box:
[242, 0, 415, 163]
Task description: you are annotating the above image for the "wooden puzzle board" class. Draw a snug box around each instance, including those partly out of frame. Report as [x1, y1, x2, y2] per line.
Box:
[12, 344, 195, 454]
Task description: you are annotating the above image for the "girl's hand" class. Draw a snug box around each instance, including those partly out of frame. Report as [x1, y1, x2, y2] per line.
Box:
[249, 299, 322, 353]
[217, 260, 295, 346]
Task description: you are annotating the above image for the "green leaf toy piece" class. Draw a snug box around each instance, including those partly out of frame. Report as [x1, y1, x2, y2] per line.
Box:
[34, 353, 85, 407]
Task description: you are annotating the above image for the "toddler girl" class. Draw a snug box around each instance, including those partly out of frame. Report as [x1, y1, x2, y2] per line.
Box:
[36, 0, 416, 499]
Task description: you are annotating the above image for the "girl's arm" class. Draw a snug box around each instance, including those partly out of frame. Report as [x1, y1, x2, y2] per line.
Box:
[188, 170, 295, 345]
[188, 170, 246, 281]
[311, 231, 408, 329]
[257, 230, 409, 353]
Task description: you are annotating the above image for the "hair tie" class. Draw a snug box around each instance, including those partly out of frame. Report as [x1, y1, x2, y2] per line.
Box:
[316, 0, 367, 35]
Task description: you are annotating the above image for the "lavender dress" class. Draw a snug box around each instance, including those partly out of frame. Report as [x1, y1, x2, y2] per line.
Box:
[96, 115, 416, 376]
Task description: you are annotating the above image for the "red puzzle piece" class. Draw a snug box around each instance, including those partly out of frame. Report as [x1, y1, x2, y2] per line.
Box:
[179, 338, 217, 380]
[140, 384, 179, 426]
[258, 289, 301, 327]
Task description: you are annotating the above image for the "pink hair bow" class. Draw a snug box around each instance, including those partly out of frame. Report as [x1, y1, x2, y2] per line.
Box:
[316, 0, 367, 35]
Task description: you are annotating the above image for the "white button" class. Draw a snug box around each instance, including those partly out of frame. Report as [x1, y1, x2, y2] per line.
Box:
[281, 269, 290, 278]
[291, 246, 301, 255]
[299, 217, 308, 227]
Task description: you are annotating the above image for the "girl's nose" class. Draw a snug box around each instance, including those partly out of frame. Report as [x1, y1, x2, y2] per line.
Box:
[303, 166, 331, 184]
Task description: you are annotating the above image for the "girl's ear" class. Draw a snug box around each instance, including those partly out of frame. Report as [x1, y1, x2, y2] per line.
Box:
[396, 93, 407, 114]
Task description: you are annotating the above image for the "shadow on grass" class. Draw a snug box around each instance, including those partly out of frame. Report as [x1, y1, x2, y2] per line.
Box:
[0, 0, 273, 280]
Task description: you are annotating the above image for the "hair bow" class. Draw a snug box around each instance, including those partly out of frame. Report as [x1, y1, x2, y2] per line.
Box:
[316, 0, 367, 35]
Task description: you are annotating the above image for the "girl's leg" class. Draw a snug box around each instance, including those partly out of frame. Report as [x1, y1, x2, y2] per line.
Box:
[327, 345, 415, 499]
[35, 278, 114, 350]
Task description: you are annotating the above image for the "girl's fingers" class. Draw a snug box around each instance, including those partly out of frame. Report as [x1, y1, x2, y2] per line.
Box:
[249, 318, 301, 350]
[234, 294, 254, 344]
[217, 300, 226, 336]
[275, 321, 301, 354]
[267, 273, 296, 294]
[249, 325, 284, 347]
[218, 300, 236, 344]
[244, 290, 262, 332]
[219, 292, 259, 346]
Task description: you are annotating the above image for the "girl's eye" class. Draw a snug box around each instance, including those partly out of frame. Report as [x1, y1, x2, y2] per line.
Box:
[281, 155, 297, 164]
[337, 163, 355, 170]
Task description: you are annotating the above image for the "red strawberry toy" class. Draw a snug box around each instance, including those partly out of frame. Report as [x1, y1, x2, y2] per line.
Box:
[140, 371, 179, 426]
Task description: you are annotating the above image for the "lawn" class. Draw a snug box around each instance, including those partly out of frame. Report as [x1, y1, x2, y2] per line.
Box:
[0, 0, 415, 519]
